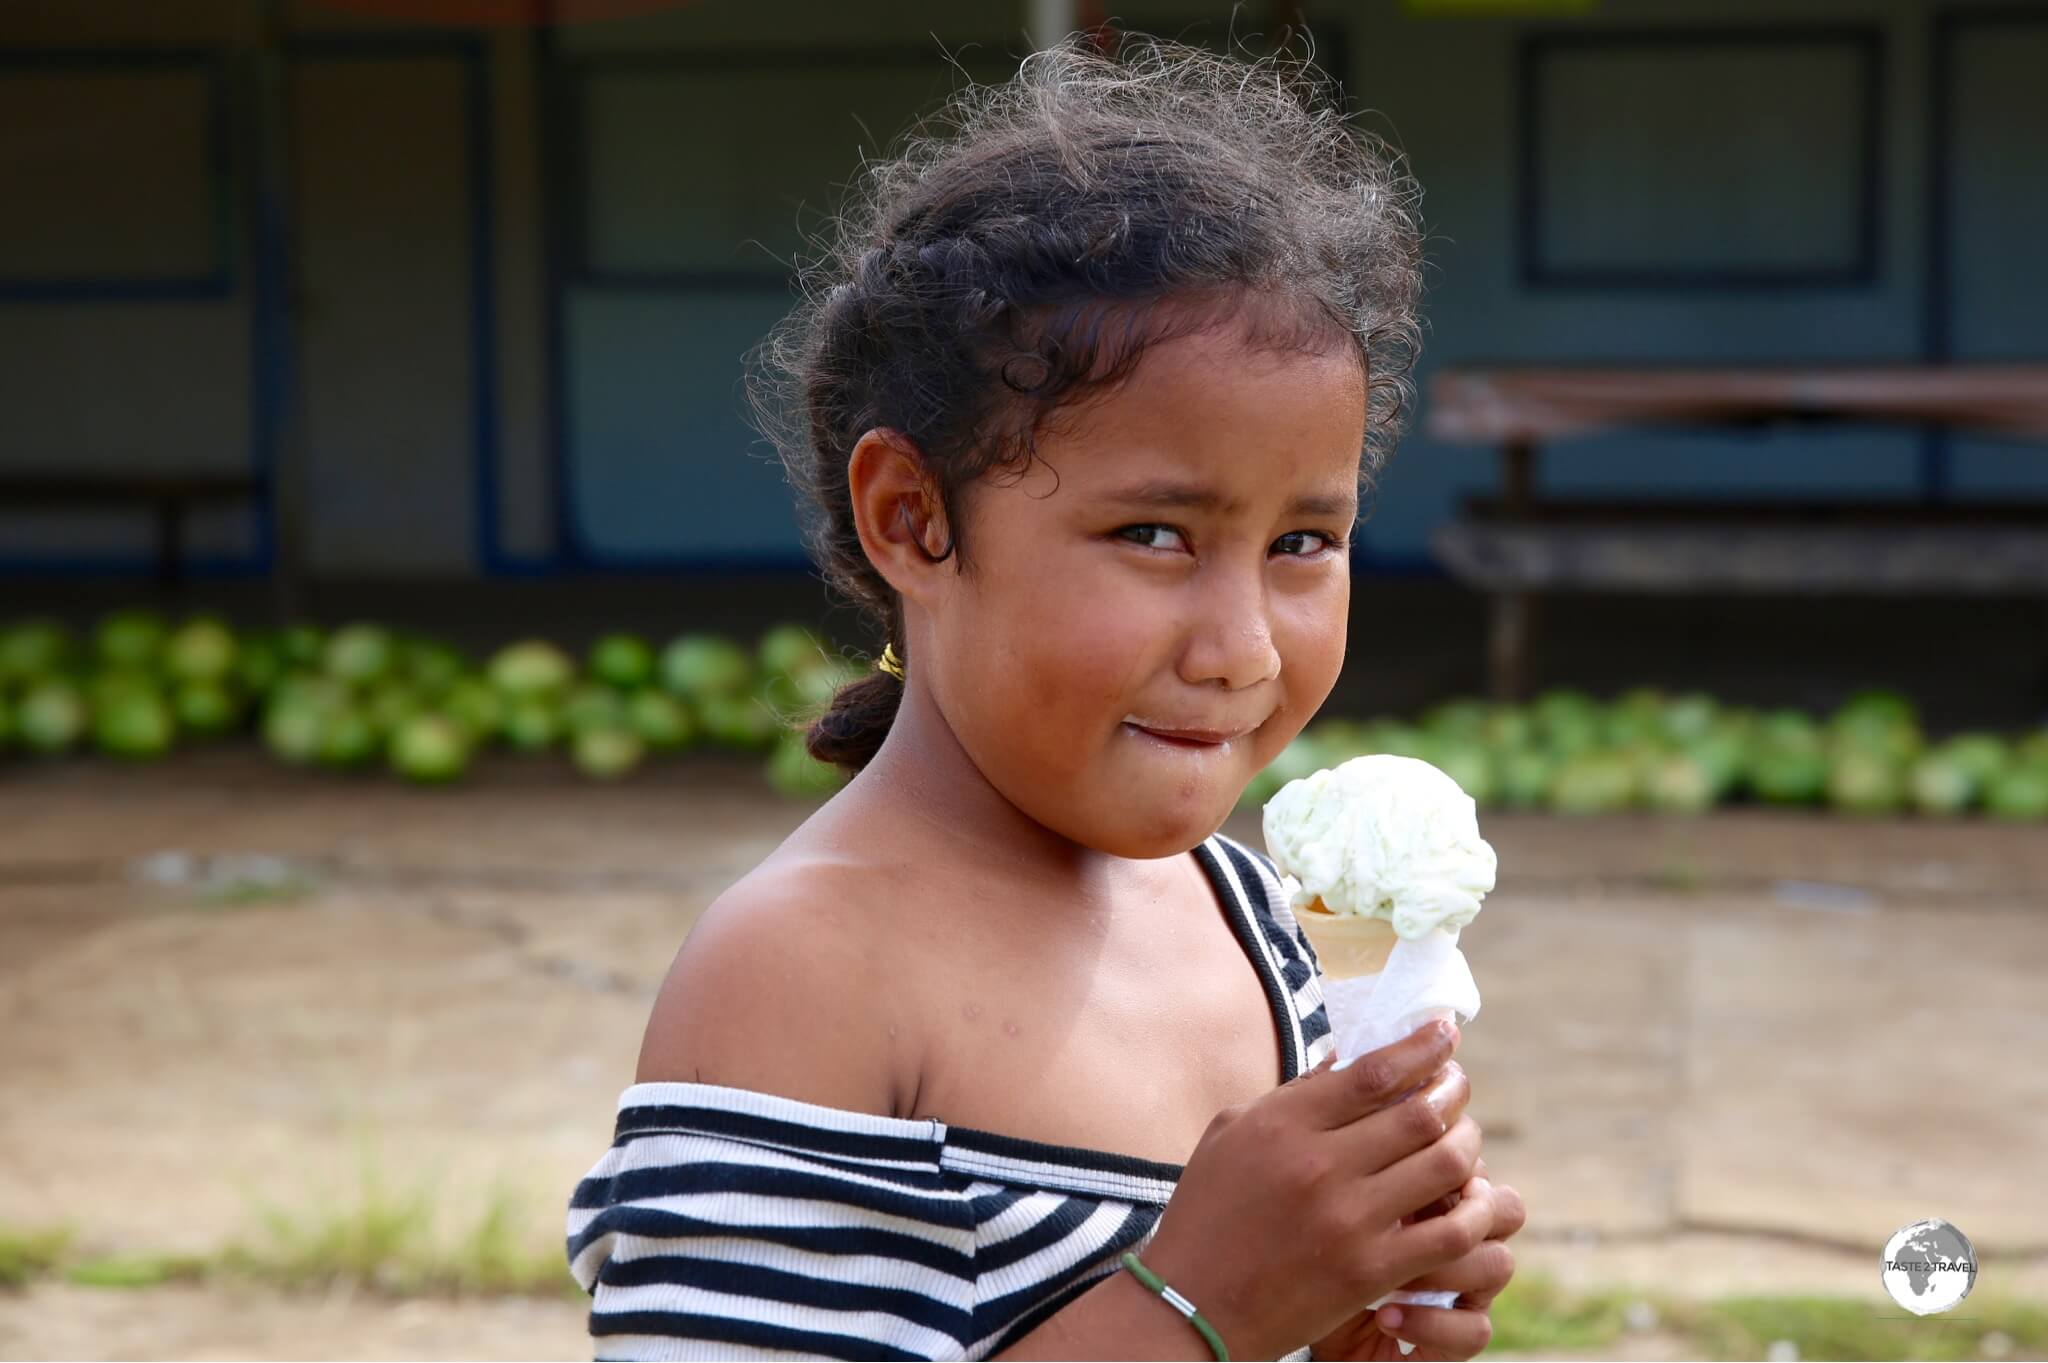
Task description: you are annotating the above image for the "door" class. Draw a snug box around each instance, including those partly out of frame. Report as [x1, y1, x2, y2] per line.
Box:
[1940, 14, 2048, 499]
[288, 45, 479, 574]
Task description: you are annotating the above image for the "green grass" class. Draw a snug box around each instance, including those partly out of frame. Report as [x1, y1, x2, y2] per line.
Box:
[1483, 1273, 2048, 1360]
[2, 1149, 578, 1303]
[18, 1210, 2040, 1361]
[64, 1251, 210, 1289]
[0, 1224, 72, 1288]
[1678, 1290, 2048, 1361]
[448, 1186, 583, 1299]
[1487, 1271, 1633, 1352]
[221, 1150, 578, 1301]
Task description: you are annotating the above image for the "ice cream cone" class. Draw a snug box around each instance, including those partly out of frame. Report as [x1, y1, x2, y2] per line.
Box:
[1295, 897, 1401, 979]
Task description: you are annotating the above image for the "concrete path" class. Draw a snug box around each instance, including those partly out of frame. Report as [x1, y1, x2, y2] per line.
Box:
[3, 754, 2044, 1360]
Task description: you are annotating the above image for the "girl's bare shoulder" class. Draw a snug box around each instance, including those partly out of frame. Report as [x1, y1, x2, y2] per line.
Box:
[633, 842, 926, 1119]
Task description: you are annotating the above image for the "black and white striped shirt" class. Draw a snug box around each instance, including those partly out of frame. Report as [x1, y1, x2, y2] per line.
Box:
[566, 832, 1336, 1360]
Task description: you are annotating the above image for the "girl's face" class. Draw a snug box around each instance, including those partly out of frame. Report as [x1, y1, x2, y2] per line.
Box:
[924, 319, 1366, 861]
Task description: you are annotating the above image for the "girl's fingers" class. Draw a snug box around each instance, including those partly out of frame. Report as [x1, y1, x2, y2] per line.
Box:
[1388, 1234, 1515, 1308]
[1486, 1180, 1528, 1241]
[1382, 1166, 1494, 1287]
[1375, 1303, 1493, 1360]
[1409, 1174, 1526, 1237]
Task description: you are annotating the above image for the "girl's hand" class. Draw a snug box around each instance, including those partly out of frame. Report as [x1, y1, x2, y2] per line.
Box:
[1307, 1166, 1527, 1361]
[1141, 1024, 1489, 1362]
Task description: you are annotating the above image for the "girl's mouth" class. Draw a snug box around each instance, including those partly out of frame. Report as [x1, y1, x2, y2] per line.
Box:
[1123, 722, 1232, 752]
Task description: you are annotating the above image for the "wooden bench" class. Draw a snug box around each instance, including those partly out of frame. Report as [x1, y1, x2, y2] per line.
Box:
[0, 473, 262, 588]
[1422, 364, 2048, 699]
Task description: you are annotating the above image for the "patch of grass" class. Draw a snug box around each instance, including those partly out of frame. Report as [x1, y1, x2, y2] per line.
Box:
[0, 1224, 73, 1288]
[4, 1175, 577, 1303]
[224, 1160, 433, 1293]
[1486, 1270, 1633, 1352]
[222, 1150, 574, 1300]
[16, 1202, 2048, 1358]
[64, 1251, 210, 1289]
[440, 1185, 583, 1300]
[1482, 1277, 2048, 1361]
[1676, 1290, 2048, 1361]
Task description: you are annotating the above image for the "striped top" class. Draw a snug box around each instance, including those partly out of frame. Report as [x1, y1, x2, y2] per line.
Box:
[565, 832, 1336, 1361]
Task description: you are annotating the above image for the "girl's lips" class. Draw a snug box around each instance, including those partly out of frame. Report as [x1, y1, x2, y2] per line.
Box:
[1122, 715, 1254, 744]
[1124, 722, 1235, 751]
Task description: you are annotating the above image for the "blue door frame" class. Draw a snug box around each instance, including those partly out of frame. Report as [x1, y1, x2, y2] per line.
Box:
[533, 34, 920, 575]
[1919, 3, 2048, 503]
[285, 32, 529, 577]
[526, 23, 1449, 579]
[0, 45, 262, 577]
[0, 33, 525, 579]
[12, 17, 2040, 581]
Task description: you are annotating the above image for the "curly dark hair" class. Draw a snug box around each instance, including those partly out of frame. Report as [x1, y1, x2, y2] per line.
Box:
[742, 27, 1425, 777]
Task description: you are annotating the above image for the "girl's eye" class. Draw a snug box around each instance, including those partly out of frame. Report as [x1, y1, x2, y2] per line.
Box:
[1122, 521, 1187, 548]
[1269, 528, 1351, 556]
[1116, 524, 1347, 556]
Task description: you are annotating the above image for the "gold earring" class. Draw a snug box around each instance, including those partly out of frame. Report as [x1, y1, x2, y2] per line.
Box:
[877, 642, 906, 681]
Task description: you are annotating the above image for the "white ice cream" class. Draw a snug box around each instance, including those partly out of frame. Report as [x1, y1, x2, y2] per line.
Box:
[1262, 753, 1497, 939]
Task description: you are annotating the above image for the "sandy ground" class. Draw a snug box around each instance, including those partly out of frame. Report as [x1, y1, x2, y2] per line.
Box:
[3, 749, 2046, 1360]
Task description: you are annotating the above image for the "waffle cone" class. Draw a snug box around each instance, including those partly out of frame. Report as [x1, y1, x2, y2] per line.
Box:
[1296, 897, 1400, 979]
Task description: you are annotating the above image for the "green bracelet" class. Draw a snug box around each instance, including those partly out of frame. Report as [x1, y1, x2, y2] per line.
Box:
[1120, 1251, 1230, 1360]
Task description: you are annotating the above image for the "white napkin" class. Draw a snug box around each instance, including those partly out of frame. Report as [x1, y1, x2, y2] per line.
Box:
[1319, 927, 1482, 1354]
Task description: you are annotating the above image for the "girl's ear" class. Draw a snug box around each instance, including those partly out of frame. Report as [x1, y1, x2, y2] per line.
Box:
[848, 428, 953, 604]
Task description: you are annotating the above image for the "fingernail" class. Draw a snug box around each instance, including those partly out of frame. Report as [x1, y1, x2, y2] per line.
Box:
[1379, 1307, 1404, 1330]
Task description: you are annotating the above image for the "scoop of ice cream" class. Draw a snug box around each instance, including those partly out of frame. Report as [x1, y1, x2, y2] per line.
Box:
[1262, 753, 1497, 939]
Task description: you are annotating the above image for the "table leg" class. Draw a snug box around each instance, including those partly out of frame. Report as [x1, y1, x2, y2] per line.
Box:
[1490, 591, 1531, 702]
[156, 499, 185, 594]
[1502, 441, 1534, 512]
[1490, 440, 1539, 701]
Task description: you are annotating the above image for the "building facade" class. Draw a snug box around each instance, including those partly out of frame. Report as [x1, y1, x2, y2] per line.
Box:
[3, 0, 2042, 579]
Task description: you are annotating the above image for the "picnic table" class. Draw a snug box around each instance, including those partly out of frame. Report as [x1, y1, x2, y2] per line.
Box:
[0, 472, 262, 590]
[1423, 363, 2048, 699]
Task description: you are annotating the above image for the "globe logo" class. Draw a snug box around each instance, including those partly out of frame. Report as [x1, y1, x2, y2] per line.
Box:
[1881, 1218, 1977, 1315]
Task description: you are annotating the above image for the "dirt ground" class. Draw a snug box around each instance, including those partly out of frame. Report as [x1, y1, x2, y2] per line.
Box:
[3, 749, 2046, 1360]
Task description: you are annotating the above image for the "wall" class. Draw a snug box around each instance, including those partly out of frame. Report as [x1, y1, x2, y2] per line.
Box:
[2, 0, 2041, 578]
[0, 0, 553, 576]
[542, 0, 1027, 568]
[0, 1, 257, 570]
[1347, 0, 2047, 562]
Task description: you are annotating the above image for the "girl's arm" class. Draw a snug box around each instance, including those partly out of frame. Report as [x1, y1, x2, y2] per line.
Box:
[988, 1268, 1239, 1361]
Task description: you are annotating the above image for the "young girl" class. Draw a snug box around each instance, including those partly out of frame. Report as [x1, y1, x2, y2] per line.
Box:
[566, 31, 1523, 1361]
